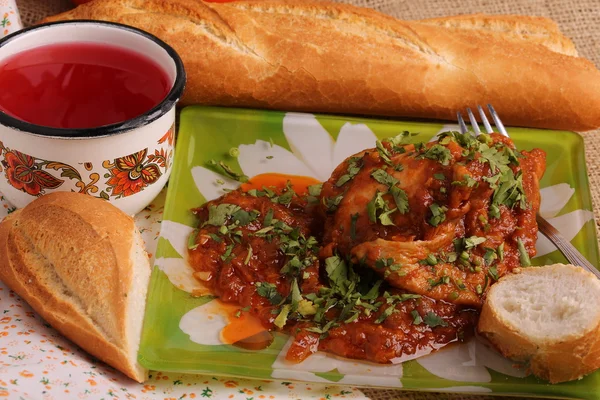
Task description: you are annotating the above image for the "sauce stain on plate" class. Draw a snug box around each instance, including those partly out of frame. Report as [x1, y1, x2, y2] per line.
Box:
[179, 298, 272, 349]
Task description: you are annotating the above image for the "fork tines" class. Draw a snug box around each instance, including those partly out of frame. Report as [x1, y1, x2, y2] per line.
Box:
[457, 104, 509, 137]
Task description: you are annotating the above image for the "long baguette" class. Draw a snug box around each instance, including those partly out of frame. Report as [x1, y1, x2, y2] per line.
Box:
[0, 192, 150, 382]
[44, 0, 600, 131]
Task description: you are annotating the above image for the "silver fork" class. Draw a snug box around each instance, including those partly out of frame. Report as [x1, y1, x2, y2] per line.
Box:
[457, 104, 600, 278]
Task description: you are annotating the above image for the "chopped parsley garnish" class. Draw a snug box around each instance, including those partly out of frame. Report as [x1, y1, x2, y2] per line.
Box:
[464, 236, 486, 249]
[375, 304, 396, 324]
[428, 275, 450, 288]
[204, 203, 240, 227]
[371, 169, 399, 187]
[244, 245, 253, 265]
[517, 237, 531, 267]
[488, 265, 499, 281]
[433, 173, 446, 180]
[391, 186, 409, 214]
[429, 203, 447, 227]
[423, 312, 448, 328]
[336, 157, 362, 187]
[256, 282, 284, 305]
[323, 193, 344, 212]
[419, 144, 453, 166]
[218, 160, 249, 182]
[411, 310, 423, 325]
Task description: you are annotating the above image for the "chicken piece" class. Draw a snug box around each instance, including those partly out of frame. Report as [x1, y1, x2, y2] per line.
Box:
[320, 132, 546, 307]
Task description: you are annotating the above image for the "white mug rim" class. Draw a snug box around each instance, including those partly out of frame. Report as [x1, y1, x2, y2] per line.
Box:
[0, 20, 186, 140]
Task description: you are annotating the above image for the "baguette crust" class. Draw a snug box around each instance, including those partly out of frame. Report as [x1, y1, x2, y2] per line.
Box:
[43, 0, 600, 130]
[478, 264, 600, 383]
[0, 193, 148, 382]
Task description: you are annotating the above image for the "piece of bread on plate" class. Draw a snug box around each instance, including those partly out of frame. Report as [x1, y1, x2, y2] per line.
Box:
[42, 0, 600, 131]
[478, 263, 600, 383]
[0, 192, 150, 382]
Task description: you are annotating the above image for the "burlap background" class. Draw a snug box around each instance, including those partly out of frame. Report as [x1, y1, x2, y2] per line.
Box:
[13, 0, 600, 399]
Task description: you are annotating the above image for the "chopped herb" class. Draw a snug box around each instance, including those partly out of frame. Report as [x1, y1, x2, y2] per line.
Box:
[376, 140, 392, 164]
[266, 155, 274, 159]
[298, 299, 317, 316]
[218, 161, 248, 182]
[483, 248, 497, 266]
[274, 304, 291, 329]
[497, 243, 505, 261]
[221, 244, 234, 262]
[323, 194, 344, 212]
[425, 254, 438, 266]
[234, 306, 251, 318]
[449, 291, 459, 300]
[263, 208, 274, 226]
[464, 236, 486, 249]
[208, 233, 222, 243]
[429, 203, 447, 227]
[517, 237, 531, 267]
[391, 186, 409, 214]
[269, 137, 275, 147]
[476, 284, 483, 295]
[488, 265, 499, 281]
[336, 157, 362, 187]
[254, 226, 275, 236]
[423, 312, 448, 328]
[378, 208, 397, 226]
[325, 256, 348, 289]
[452, 174, 478, 188]
[489, 204, 501, 219]
[215, 179, 225, 185]
[433, 173, 446, 180]
[344, 312, 360, 323]
[371, 169, 399, 187]
[446, 252, 457, 263]
[308, 184, 323, 197]
[290, 278, 302, 311]
[204, 203, 241, 227]
[244, 245, 253, 265]
[411, 310, 423, 325]
[375, 304, 396, 324]
[256, 282, 284, 305]
[366, 191, 383, 222]
[428, 275, 450, 287]
[231, 209, 259, 226]
[420, 144, 453, 166]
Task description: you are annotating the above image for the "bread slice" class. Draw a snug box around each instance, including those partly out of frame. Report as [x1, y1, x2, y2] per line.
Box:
[0, 192, 150, 382]
[478, 264, 600, 383]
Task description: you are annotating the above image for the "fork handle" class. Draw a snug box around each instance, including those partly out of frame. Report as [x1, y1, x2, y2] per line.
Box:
[536, 214, 600, 279]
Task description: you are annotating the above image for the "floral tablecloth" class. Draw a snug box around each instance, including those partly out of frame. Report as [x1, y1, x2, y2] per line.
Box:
[0, 191, 367, 400]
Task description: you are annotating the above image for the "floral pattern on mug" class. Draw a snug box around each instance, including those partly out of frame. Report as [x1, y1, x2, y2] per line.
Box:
[103, 125, 174, 198]
[0, 123, 175, 201]
[103, 149, 164, 198]
[0, 141, 64, 196]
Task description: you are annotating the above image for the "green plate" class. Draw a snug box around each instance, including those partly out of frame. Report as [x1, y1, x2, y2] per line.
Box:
[139, 106, 600, 399]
